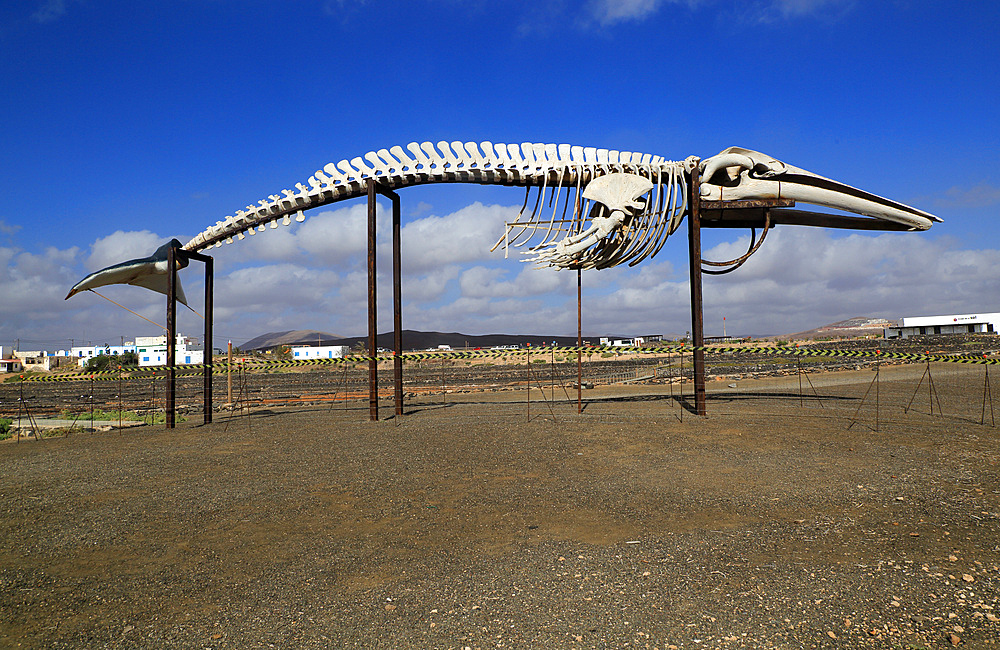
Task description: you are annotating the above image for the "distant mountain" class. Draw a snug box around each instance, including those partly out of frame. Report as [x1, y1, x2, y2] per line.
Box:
[239, 330, 345, 351]
[240, 329, 637, 352]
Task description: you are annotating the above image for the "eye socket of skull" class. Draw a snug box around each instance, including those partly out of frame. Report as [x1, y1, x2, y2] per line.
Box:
[748, 159, 786, 179]
[705, 165, 743, 187]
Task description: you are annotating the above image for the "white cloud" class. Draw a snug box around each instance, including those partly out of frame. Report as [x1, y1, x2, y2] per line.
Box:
[31, 0, 68, 23]
[401, 202, 519, 273]
[588, 0, 671, 25]
[4, 200, 1000, 348]
[87, 230, 167, 272]
[933, 182, 1000, 210]
[585, 0, 855, 25]
[208, 201, 518, 273]
[458, 264, 574, 300]
[771, 0, 853, 17]
[402, 266, 461, 303]
[216, 263, 343, 314]
[0, 219, 21, 237]
[700, 227, 1000, 335]
[1, 245, 80, 310]
[740, 0, 856, 23]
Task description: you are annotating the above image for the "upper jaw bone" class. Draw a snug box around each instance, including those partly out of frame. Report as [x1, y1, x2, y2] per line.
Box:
[698, 147, 941, 230]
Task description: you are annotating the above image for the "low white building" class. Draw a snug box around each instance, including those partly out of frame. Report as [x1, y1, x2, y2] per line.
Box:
[884, 312, 1000, 339]
[0, 357, 22, 373]
[14, 351, 73, 372]
[291, 345, 350, 360]
[70, 343, 137, 366]
[600, 337, 646, 347]
[136, 334, 203, 367]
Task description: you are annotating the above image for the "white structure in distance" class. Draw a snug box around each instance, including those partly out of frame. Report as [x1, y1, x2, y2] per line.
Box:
[135, 335, 203, 367]
[884, 312, 1000, 339]
[2, 335, 206, 370]
[290, 345, 350, 360]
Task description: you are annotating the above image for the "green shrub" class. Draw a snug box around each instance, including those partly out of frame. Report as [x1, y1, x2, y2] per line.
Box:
[84, 355, 111, 372]
[58, 409, 181, 425]
[0, 418, 11, 440]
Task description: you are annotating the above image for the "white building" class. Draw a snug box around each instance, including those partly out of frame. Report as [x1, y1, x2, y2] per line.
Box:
[291, 345, 350, 360]
[136, 334, 203, 367]
[600, 337, 646, 347]
[14, 351, 73, 372]
[884, 312, 1000, 339]
[70, 343, 137, 364]
[0, 357, 22, 373]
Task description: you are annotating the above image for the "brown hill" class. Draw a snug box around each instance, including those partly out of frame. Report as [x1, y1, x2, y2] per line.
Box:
[240, 330, 631, 352]
[239, 330, 345, 351]
[779, 316, 895, 341]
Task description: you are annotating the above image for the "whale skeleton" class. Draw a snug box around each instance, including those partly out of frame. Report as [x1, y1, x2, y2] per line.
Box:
[68, 141, 942, 304]
[181, 141, 940, 272]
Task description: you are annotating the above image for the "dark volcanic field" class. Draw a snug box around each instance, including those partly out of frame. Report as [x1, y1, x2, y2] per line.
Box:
[1, 337, 1000, 648]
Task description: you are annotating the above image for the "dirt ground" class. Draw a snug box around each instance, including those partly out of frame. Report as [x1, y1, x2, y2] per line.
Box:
[1, 365, 999, 649]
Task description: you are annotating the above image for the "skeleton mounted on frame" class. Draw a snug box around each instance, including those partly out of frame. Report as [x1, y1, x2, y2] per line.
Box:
[66, 141, 940, 298]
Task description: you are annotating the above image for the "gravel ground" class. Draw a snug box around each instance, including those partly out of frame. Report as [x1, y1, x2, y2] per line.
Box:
[1, 367, 999, 649]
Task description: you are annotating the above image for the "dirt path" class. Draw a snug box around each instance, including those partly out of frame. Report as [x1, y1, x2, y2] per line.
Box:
[1, 368, 998, 648]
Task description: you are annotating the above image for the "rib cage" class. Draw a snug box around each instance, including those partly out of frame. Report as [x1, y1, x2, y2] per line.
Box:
[183, 140, 692, 270]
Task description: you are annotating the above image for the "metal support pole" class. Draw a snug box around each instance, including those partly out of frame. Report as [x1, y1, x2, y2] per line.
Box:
[389, 188, 404, 416]
[526, 346, 530, 422]
[687, 166, 707, 415]
[577, 267, 582, 414]
[203, 255, 213, 424]
[367, 179, 378, 421]
[227, 341, 233, 406]
[166, 244, 177, 429]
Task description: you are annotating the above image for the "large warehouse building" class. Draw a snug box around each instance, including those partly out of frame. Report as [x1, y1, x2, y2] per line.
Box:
[884, 312, 1000, 339]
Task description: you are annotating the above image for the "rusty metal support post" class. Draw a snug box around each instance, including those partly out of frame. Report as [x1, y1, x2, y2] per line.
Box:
[389, 188, 403, 416]
[367, 179, 378, 421]
[577, 267, 582, 414]
[203, 255, 213, 424]
[687, 166, 707, 415]
[166, 244, 177, 429]
[526, 346, 530, 422]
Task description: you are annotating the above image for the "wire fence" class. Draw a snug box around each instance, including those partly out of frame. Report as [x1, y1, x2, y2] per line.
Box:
[1, 341, 996, 438]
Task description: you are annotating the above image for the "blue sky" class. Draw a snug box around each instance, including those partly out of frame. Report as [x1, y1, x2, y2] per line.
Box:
[2, 0, 998, 350]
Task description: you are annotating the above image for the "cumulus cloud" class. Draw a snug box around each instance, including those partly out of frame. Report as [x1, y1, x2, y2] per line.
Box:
[4, 199, 1000, 348]
[87, 230, 167, 271]
[458, 264, 575, 300]
[401, 202, 519, 272]
[208, 201, 517, 273]
[700, 227, 1000, 335]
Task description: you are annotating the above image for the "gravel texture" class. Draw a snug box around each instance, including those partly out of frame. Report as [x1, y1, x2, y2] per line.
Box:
[1, 366, 999, 649]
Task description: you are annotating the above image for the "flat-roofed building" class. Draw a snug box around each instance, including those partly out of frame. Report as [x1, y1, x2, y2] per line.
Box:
[884, 312, 1000, 339]
[290, 345, 350, 360]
